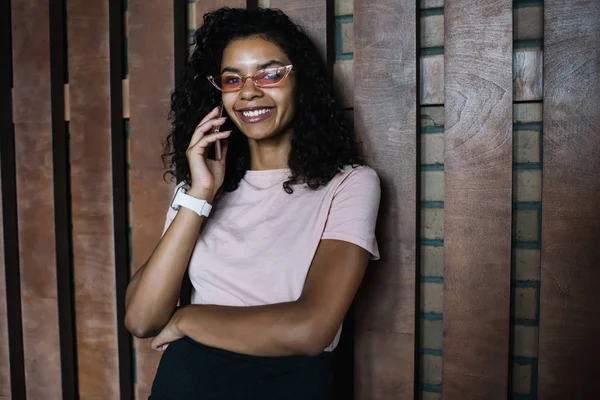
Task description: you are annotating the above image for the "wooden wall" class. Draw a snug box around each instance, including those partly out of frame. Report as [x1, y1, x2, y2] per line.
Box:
[1, 0, 598, 398]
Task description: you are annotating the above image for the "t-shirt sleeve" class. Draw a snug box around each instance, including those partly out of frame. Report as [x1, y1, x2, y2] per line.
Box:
[321, 167, 381, 260]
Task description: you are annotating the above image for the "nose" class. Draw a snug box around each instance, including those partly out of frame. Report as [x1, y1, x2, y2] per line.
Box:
[239, 77, 263, 101]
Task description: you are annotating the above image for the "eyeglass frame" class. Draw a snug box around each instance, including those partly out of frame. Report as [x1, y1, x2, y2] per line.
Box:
[206, 64, 294, 93]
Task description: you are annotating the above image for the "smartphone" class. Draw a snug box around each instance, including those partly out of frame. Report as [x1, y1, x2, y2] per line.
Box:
[213, 102, 224, 161]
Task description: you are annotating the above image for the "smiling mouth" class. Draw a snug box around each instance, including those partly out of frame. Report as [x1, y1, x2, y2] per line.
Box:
[235, 107, 275, 124]
[240, 108, 273, 117]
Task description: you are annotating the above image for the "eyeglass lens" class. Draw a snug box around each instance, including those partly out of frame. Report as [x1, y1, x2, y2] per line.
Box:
[214, 66, 290, 92]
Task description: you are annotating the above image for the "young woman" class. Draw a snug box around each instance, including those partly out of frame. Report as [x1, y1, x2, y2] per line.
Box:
[125, 7, 380, 399]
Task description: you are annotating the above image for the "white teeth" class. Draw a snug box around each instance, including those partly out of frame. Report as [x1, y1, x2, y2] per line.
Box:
[241, 108, 272, 117]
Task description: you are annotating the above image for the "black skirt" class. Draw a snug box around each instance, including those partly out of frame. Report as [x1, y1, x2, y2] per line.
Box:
[149, 337, 333, 400]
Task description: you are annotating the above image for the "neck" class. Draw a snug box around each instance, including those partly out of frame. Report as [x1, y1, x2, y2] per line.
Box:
[248, 130, 292, 170]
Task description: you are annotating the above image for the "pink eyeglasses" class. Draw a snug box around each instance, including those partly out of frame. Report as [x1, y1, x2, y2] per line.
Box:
[207, 65, 293, 93]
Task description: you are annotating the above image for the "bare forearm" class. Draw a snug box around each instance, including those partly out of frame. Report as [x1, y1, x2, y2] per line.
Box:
[176, 301, 323, 357]
[125, 188, 212, 337]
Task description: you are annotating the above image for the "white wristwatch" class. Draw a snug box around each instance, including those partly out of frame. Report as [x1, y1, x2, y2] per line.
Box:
[170, 186, 212, 217]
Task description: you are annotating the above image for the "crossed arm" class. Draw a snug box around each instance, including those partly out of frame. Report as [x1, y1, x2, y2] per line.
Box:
[152, 238, 369, 356]
[125, 203, 370, 357]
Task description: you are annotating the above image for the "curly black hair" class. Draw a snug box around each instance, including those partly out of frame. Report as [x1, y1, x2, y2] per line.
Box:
[163, 7, 361, 194]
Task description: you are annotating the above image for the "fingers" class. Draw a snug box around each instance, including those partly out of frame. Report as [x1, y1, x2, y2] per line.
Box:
[198, 105, 221, 126]
[189, 117, 227, 149]
[187, 130, 232, 157]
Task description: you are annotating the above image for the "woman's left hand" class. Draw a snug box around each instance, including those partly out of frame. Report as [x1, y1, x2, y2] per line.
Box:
[151, 311, 184, 351]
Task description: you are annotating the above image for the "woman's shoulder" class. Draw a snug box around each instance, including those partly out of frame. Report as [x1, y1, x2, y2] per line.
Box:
[334, 164, 380, 186]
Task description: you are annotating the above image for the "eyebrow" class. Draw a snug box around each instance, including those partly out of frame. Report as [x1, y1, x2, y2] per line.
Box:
[221, 60, 285, 74]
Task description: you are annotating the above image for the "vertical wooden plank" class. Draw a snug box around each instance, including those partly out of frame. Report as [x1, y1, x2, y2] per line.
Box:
[539, 1, 600, 397]
[354, 0, 417, 398]
[0, 0, 15, 397]
[128, 1, 176, 397]
[67, 0, 120, 398]
[11, 1, 63, 398]
[442, 0, 513, 399]
[269, 0, 332, 68]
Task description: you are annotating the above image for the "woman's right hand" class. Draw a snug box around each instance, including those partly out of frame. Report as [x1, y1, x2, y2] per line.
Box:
[186, 106, 232, 201]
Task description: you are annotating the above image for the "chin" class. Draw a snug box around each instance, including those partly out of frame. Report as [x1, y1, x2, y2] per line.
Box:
[243, 128, 279, 141]
[239, 122, 292, 142]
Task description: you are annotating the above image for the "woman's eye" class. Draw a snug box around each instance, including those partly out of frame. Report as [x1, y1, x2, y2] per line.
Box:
[263, 71, 281, 81]
[224, 76, 241, 84]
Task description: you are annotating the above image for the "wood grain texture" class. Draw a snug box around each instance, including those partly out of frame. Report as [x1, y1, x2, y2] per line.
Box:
[420, 50, 540, 105]
[11, 1, 62, 398]
[67, 0, 120, 398]
[270, 0, 330, 63]
[354, 0, 417, 398]
[442, 0, 513, 399]
[128, 1, 175, 397]
[539, 1, 600, 397]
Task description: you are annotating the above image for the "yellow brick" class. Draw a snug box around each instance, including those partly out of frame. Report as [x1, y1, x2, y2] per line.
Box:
[513, 169, 542, 202]
[421, 319, 443, 349]
[421, 105, 445, 128]
[422, 354, 443, 385]
[188, 2, 196, 28]
[513, 248, 541, 281]
[514, 6, 543, 41]
[421, 55, 444, 105]
[421, 133, 445, 165]
[513, 102, 542, 123]
[421, 0, 444, 8]
[341, 22, 354, 54]
[421, 171, 444, 202]
[514, 50, 543, 102]
[335, 0, 352, 15]
[514, 131, 540, 164]
[421, 208, 444, 240]
[514, 287, 537, 321]
[513, 362, 533, 395]
[421, 392, 442, 400]
[513, 325, 538, 358]
[513, 209, 539, 243]
[421, 282, 444, 314]
[421, 15, 444, 48]
[421, 245, 444, 277]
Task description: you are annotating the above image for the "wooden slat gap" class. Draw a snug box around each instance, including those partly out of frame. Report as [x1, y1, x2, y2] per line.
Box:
[109, 1, 134, 398]
[50, 0, 79, 398]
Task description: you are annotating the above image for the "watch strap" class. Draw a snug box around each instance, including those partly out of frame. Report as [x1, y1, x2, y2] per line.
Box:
[171, 186, 212, 217]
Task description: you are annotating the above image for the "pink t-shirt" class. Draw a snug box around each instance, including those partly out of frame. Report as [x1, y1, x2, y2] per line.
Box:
[163, 165, 380, 351]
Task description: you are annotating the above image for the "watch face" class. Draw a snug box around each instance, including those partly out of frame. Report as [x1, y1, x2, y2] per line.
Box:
[170, 186, 186, 211]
